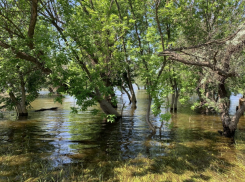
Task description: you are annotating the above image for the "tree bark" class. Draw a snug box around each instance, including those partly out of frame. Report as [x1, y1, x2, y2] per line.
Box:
[99, 99, 121, 118]
[128, 84, 137, 109]
[170, 92, 175, 112]
[126, 68, 137, 108]
[95, 90, 121, 118]
[9, 92, 28, 116]
[174, 79, 179, 111]
[174, 86, 179, 111]
[20, 72, 28, 115]
[122, 85, 132, 104]
[8, 69, 28, 117]
[146, 94, 155, 131]
[170, 79, 178, 112]
[135, 82, 140, 90]
[218, 81, 245, 138]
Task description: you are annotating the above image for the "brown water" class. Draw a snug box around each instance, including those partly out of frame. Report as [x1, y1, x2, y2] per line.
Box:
[0, 89, 245, 181]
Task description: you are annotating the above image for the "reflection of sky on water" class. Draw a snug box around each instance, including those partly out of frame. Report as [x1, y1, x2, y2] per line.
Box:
[0, 87, 244, 169]
[229, 93, 243, 115]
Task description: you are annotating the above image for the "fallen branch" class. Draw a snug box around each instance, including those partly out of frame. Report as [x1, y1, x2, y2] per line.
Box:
[35, 107, 58, 112]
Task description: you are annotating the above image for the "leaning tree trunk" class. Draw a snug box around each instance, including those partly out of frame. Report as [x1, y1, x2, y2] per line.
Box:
[218, 81, 245, 138]
[129, 85, 137, 109]
[219, 100, 245, 138]
[126, 68, 137, 109]
[135, 82, 140, 90]
[98, 99, 121, 118]
[146, 94, 155, 131]
[95, 90, 121, 118]
[107, 91, 118, 108]
[9, 92, 28, 116]
[122, 85, 132, 104]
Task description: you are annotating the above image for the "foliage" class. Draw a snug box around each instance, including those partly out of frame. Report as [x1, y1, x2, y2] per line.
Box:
[0, 0, 245, 122]
[106, 114, 116, 123]
[0, 56, 46, 111]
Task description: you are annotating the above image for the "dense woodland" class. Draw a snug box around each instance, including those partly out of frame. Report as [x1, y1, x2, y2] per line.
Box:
[0, 0, 245, 138]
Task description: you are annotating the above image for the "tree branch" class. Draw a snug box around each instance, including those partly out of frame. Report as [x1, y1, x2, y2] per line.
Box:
[159, 24, 245, 53]
[28, 0, 38, 49]
[0, 11, 25, 38]
[0, 40, 51, 74]
[160, 51, 236, 78]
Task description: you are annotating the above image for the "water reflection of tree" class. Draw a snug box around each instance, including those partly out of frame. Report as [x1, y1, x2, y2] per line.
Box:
[0, 121, 57, 181]
[68, 114, 102, 150]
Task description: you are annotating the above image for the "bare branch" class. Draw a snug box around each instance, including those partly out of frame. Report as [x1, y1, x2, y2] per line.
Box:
[159, 24, 245, 53]
[223, 39, 245, 68]
[160, 51, 236, 78]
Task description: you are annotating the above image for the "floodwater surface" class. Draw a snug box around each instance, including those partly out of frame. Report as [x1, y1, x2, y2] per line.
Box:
[0, 90, 245, 181]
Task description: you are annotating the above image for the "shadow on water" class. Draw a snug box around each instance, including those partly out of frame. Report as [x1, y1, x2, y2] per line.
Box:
[0, 90, 245, 181]
[64, 126, 236, 181]
[0, 122, 57, 181]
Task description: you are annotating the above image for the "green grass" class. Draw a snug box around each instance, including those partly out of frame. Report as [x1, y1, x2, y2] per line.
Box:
[1, 135, 245, 182]
[1, 119, 245, 182]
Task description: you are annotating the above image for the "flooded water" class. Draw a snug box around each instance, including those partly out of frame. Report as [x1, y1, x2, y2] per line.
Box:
[0, 89, 245, 181]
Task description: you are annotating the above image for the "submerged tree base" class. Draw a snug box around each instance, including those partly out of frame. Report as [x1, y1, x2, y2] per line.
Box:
[35, 107, 58, 112]
[18, 113, 28, 116]
[170, 108, 177, 112]
[218, 129, 236, 139]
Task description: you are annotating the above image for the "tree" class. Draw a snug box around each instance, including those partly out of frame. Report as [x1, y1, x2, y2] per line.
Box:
[0, 0, 64, 116]
[0, 56, 45, 116]
[0, 0, 134, 118]
[159, 0, 245, 138]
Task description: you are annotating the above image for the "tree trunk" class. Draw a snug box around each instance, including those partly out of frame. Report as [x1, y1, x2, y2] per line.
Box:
[220, 101, 245, 138]
[135, 82, 140, 90]
[174, 79, 178, 111]
[218, 81, 245, 138]
[170, 83, 178, 112]
[170, 93, 175, 112]
[107, 91, 118, 108]
[197, 86, 204, 103]
[8, 70, 28, 116]
[20, 72, 28, 115]
[205, 91, 210, 114]
[48, 87, 54, 93]
[95, 90, 121, 118]
[9, 92, 28, 116]
[129, 87, 137, 109]
[122, 85, 132, 104]
[146, 94, 155, 131]
[126, 68, 137, 109]
[99, 99, 121, 118]
[174, 89, 179, 111]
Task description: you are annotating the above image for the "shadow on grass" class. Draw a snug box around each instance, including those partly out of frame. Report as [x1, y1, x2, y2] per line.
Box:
[0, 118, 242, 181]
[68, 129, 236, 181]
[134, 144, 231, 175]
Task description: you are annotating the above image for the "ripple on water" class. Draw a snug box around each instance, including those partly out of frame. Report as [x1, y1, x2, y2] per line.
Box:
[0, 90, 245, 181]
